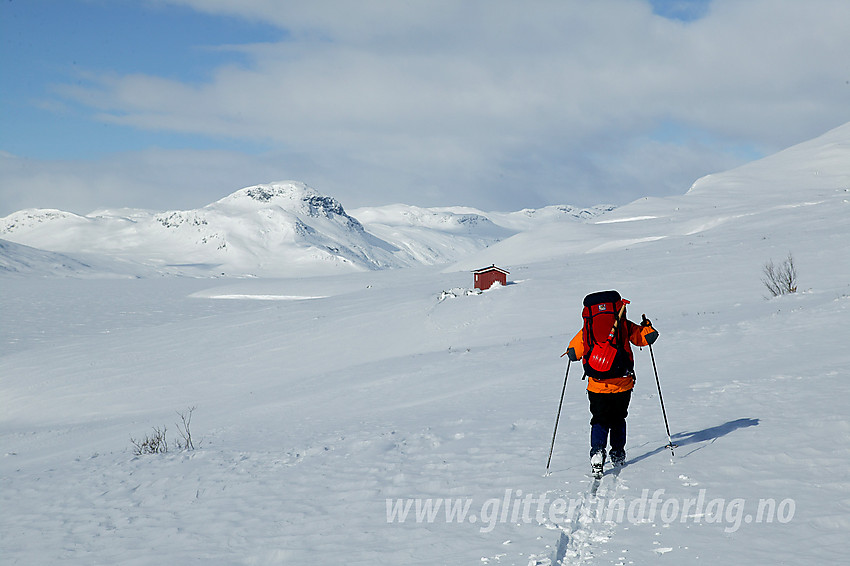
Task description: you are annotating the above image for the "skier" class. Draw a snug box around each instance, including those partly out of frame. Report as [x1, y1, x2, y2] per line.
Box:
[564, 291, 658, 477]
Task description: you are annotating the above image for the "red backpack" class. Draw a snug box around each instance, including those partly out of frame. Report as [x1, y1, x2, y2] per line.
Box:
[582, 290, 633, 379]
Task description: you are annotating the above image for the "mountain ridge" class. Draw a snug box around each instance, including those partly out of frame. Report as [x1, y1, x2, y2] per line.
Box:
[0, 181, 609, 277]
[3, 121, 849, 279]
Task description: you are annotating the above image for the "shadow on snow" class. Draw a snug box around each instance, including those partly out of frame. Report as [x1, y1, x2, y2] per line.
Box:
[628, 417, 760, 464]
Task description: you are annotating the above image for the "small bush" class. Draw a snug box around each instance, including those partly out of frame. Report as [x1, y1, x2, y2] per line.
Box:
[174, 406, 197, 451]
[131, 406, 199, 456]
[762, 252, 797, 297]
[131, 426, 168, 456]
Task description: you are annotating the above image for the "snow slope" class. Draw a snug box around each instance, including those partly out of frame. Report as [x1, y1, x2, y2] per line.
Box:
[350, 204, 616, 266]
[1, 123, 849, 565]
[0, 238, 98, 277]
[0, 182, 401, 277]
[0, 182, 609, 277]
[0, 237, 169, 279]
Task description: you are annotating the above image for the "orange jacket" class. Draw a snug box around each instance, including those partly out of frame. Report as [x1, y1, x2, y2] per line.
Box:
[567, 321, 657, 394]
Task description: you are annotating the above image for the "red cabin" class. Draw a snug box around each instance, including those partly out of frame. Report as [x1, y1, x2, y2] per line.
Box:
[473, 265, 509, 291]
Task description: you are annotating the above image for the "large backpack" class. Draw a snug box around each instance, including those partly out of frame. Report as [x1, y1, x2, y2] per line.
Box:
[581, 290, 633, 379]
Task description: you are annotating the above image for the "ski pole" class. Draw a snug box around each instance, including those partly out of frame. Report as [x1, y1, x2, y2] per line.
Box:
[546, 360, 571, 475]
[643, 314, 676, 456]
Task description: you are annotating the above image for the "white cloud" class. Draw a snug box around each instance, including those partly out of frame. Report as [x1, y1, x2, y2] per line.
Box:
[6, 0, 850, 213]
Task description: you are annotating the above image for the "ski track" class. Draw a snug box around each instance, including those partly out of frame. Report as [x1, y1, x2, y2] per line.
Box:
[530, 469, 624, 566]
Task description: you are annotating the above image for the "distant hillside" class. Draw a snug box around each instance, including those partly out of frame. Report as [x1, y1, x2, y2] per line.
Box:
[0, 238, 97, 277]
[1, 181, 609, 277]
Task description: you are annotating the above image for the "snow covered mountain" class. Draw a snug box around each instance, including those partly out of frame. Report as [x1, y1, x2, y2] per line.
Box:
[0, 181, 609, 277]
[349, 203, 613, 266]
[453, 121, 850, 281]
[0, 182, 400, 277]
[2, 123, 849, 565]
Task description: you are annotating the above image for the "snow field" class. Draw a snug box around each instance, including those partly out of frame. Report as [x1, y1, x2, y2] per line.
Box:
[2, 123, 850, 564]
[3, 248, 848, 564]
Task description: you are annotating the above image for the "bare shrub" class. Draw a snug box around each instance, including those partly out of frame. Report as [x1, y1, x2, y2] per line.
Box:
[762, 253, 798, 297]
[175, 406, 197, 451]
[131, 407, 199, 456]
[131, 426, 168, 456]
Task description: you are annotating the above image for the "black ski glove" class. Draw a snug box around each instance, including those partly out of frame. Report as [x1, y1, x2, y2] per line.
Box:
[641, 314, 658, 345]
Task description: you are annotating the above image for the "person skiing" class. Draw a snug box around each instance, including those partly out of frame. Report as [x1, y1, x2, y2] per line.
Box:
[564, 290, 658, 477]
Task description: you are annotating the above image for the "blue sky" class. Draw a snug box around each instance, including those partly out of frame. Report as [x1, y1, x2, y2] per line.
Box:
[1, 1, 281, 158]
[2, 0, 849, 216]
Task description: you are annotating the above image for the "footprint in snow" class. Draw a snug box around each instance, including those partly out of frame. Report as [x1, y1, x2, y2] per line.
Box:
[679, 474, 698, 486]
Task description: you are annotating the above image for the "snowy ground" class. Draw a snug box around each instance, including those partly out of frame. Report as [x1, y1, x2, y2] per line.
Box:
[2, 126, 850, 564]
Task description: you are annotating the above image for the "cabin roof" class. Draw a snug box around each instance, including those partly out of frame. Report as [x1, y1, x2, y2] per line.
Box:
[471, 264, 510, 275]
